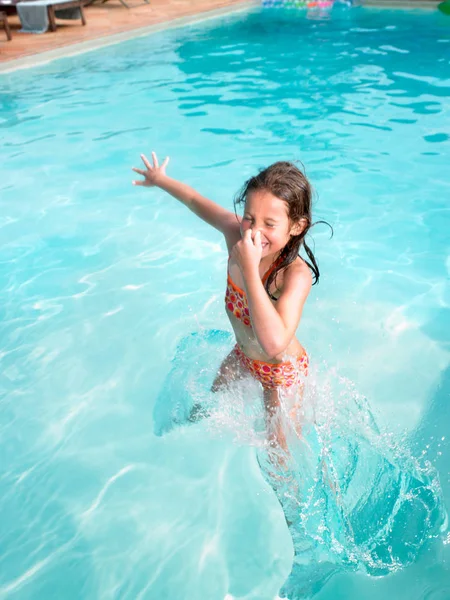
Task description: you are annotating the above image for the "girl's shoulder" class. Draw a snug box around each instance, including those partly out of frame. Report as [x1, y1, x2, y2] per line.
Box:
[279, 256, 312, 292]
[224, 219, 242, 253]
[286, 256, 312, 279]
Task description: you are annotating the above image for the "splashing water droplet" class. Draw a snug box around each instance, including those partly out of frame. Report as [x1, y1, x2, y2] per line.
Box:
[154, 330, 447, 597]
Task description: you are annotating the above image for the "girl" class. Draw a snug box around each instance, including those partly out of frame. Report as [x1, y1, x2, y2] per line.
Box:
[132, 152, 319, 452]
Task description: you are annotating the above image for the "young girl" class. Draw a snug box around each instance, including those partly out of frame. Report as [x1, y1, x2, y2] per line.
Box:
[132, 152, 320, 452]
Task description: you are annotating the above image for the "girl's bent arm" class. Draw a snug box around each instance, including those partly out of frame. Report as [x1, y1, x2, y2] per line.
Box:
[244, 263, 311, 358]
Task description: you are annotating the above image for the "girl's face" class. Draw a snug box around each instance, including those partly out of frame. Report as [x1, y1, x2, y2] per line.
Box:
[241, 189, 301, 258]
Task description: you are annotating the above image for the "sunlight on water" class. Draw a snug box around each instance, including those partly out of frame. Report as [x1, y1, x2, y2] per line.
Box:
[1, 4, 449, 600]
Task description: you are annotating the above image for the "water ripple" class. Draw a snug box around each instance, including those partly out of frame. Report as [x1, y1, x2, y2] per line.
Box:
[0, 6, 449, 600]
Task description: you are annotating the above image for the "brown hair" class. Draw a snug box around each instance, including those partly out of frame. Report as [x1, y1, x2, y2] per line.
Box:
[234, 161, 330, 299]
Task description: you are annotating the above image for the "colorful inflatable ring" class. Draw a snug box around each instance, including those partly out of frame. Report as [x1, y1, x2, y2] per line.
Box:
[307, 0, 333, 6]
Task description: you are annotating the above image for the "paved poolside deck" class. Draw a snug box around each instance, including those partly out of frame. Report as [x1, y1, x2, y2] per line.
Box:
[0, 0, 250, 64]
[0, 0, 440, 68]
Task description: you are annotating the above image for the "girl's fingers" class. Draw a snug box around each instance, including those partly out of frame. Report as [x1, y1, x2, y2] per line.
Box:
[151, 151, 159, 168]
[162, 156, 170, 169]
[132, 167, 146, 175]
[132, 180, 145, 186]
[243, 228, 253, 242]
[141, 154, 152, 170]
[253, 230, 262, 246]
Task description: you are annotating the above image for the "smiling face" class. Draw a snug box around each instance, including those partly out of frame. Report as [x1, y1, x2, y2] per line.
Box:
[240, 189, 301, 259]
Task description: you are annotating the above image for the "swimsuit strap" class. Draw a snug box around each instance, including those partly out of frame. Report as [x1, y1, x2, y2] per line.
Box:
[261, 255, 283, 284]
[227, 255, 282, 288]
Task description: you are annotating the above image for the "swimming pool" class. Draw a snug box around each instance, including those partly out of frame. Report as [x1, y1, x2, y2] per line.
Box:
[0, 4, 449, 599]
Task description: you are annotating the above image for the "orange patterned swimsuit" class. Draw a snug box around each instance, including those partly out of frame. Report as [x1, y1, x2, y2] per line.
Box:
[225, 262, 309, 390]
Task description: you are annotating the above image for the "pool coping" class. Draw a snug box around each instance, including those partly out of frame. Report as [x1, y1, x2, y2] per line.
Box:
[0, 0, 258, 73]
[0, 0, 441, 74]
[362, 0, 439, 7]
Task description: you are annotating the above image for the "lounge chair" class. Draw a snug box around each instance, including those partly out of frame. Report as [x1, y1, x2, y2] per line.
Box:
[0, 9, 12, 39]
[85, 0, 149, 9]
[14, 0, 86, 33]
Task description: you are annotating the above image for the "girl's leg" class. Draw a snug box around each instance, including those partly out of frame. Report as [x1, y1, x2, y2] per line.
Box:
[260, 388, 300, 526]
[287, 383, 305, 440]
[211, 347, 248, 392]
[263, 388, 288, 452]
[189, 348, 247, 422]
[262, 388, 291, 474]
[261, 384, 305, 471]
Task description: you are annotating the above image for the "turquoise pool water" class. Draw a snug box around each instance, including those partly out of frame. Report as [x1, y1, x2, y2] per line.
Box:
[1, 5, 449, 599]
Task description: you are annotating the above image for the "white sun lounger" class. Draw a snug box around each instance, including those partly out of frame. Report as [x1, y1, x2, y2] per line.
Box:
[17, 0, 85, 33]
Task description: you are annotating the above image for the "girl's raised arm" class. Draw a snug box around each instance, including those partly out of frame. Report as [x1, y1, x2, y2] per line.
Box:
[132, 152, 239, 237]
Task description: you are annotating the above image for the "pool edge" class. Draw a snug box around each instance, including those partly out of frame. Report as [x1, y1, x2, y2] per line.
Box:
[0, 1, 258, 74]
[360, 0, 439, 8]
[0, 0, 442, 74]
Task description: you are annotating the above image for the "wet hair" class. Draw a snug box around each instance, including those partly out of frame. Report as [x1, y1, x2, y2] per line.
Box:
[234, 161, 331, 300]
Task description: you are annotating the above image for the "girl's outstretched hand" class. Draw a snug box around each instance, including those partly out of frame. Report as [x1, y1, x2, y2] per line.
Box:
[132, 152, 169, 187]
[232, 229, 263, 275]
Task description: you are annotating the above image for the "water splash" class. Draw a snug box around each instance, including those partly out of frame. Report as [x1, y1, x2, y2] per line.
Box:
[154, 329, 447, 598]
[259, 366, 446, 598]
